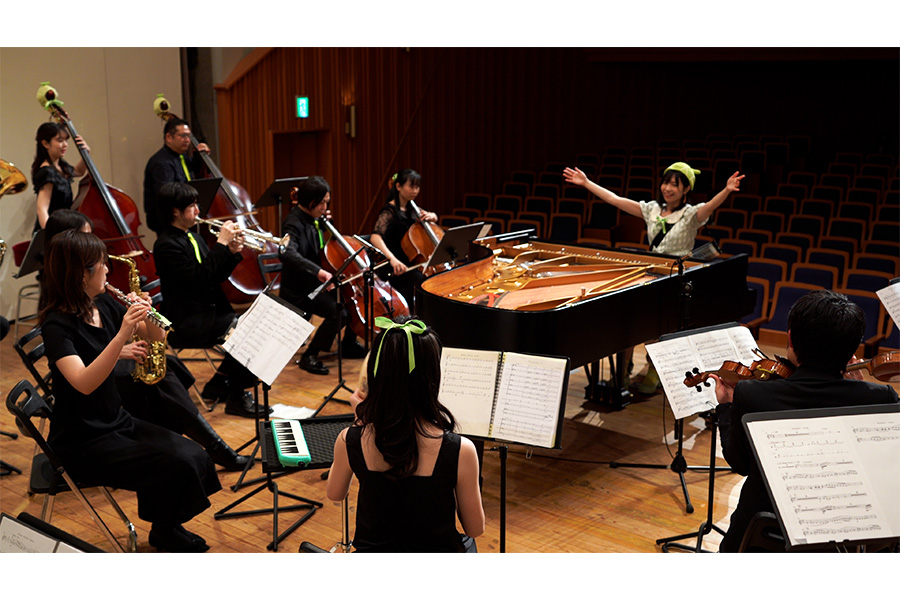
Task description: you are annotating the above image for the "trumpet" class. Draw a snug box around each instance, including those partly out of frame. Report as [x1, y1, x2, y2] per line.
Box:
[194, 217, 289, 252]
[104, 283, 173, 331]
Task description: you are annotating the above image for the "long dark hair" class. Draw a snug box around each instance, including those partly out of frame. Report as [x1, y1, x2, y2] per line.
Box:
[386, 168, 421, 205]
[356, 315, 455, 478]
[294, 176, 331, 210]
[39, 230, 107, 324]
[31, 122, 74, 181]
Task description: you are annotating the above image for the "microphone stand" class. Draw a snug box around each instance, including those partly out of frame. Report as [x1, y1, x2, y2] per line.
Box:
[310, 246, 364, 417]
[352, 235, 386, 350]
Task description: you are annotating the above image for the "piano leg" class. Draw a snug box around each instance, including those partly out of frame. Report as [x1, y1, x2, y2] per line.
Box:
[583, 353, 632, 409]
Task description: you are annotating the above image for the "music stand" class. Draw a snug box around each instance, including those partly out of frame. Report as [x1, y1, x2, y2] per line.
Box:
[256, 177, 309, 232]
[13, 228, 45, 279]
[308, 246, 364, 417]
[186, 177, 222, 218]
[425, 222, 489, 270]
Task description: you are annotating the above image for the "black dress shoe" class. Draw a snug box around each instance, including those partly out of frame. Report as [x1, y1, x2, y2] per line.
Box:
[341, 340, 368, 359]
[200, 375, 230, 400]
[149, 525, 209, 553]
[298, 354, 329, 375]
[224, 391, 271, 419]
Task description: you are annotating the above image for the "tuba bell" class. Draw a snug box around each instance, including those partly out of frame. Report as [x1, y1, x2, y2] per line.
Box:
[0, 159, 28, 199]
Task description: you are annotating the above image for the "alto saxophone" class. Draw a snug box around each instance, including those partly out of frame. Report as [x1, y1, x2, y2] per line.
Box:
[109, 253, 168, 385]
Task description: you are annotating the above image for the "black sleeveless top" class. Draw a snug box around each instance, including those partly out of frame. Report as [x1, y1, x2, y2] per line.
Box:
[346, 425, 466, 552]
[32, 163, 75, 232]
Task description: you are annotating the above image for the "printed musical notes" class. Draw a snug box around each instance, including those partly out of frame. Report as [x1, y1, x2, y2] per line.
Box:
[645, 325, 759, 420]
[876, 281, 900, 325]
[438, 347, 568, 448]
[746, 410, 900, 547]
[223, 293, 315, 386]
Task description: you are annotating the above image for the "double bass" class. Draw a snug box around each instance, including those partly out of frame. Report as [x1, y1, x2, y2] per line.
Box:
[153, 94, 276, 305]
[38, 83, 155, 292]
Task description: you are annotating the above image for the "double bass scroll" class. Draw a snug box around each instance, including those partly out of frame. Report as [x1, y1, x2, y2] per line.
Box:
[153, 94, 276, 304]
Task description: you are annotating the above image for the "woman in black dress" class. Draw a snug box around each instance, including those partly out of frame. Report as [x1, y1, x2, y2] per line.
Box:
[31, 122, 88, 231]
[369, 169, 438, 309]
[40, 230, 221, 552]
[326, 315, 484, 552]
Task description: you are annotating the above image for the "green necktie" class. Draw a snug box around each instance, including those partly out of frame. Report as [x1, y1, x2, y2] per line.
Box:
[179, 155, 192, 181]
[313, 220, 324, 249]
[187, 231, 202, 263]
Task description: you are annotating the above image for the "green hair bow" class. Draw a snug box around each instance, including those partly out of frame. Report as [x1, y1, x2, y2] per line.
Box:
[373, 316, 427, 375]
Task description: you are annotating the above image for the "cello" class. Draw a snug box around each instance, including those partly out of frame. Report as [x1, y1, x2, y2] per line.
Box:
[37, 83, 156, 292]
[401, 199, 448, 276]
[295, 189, 409, 345]
[153, 94, 276, 305]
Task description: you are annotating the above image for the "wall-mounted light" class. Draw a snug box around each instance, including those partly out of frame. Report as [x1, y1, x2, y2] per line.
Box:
[345, 105, 356, 138]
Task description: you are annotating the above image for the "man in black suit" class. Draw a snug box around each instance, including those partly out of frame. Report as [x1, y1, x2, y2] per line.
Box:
[143, 118, 209, 234]
[279, 176, 365, 375]
[152, 182, 262, 418]
[713, 289, 898, 552]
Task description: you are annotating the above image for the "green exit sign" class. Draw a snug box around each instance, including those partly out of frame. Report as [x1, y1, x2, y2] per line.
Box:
[296, 96, 309, 118]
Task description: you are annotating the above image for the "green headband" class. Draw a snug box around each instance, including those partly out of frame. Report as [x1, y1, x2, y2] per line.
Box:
[373, 316, 427, 375]
[665, 162, 701, 190]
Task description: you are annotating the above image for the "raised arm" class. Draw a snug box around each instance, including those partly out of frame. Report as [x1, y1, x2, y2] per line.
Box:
[695, 171, 745, 224]
[563, 167, 644, 218]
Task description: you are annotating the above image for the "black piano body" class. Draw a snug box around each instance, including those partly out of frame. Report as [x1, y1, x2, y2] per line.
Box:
[416, 239, 756, 406]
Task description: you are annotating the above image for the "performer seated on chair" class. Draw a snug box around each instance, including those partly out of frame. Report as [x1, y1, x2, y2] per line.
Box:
[42, 210, 250, 471]
[280, 176, 366, 376]
[326, 315, 484, 552]
[711, 289, 899, 552]
[40, 229, 221, 552]
[369, 169, 438, 310]
[152, 181, 264, 419]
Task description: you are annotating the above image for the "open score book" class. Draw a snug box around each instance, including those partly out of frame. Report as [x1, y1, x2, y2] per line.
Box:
[437, 348, 569, 449]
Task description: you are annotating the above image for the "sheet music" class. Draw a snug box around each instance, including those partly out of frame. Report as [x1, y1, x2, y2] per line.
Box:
[438, 347, 499, 438]
[0, 515, 65, 553]
[646, 325, 759, 420]
[491, 353, 567, 448]
[876, 281, 900, 325]
[223, 293, 315, 386]
[747, 412, 900, 547]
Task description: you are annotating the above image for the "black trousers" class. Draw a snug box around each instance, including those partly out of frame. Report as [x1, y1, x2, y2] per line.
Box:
[299, 287, 353, 356]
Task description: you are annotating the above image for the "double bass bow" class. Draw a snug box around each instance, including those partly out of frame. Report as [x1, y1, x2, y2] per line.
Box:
[37, 83, 156, 292]
[153, 94, 277, 304]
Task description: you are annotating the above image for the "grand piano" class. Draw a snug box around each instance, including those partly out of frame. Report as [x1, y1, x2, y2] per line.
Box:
[416, 233, 756, 408]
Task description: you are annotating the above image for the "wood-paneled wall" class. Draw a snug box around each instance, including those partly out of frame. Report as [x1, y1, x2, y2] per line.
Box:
[214, 48, 591, 236]
[213, 48, 898, 238]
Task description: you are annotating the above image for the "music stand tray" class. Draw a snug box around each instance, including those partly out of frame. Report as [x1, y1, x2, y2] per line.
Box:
[256, 177, 309, 209]
[187, 177, 223, 218]
[215, 411, 353, 552]
[14, 229, 45, 279]
[425, 222, 489, 269]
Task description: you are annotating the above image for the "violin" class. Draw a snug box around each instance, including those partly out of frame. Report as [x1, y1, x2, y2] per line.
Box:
[684, 351, 900, 392]
[153, 95, 276, 305]
[401, 199, 447, 276]
[38, 83, 156, 292]
[684, 351, 796, 392]
[845, 351, 900, 383]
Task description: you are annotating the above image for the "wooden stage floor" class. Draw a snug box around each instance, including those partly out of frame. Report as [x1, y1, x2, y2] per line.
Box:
[2, 323, 896, 557]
